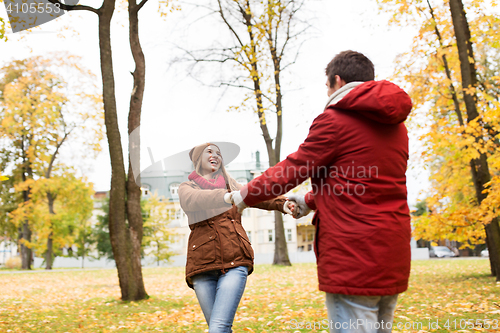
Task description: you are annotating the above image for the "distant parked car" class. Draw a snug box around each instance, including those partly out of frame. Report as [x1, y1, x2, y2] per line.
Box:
[481, 249, 489, 257]
[429, 246, 456, 258]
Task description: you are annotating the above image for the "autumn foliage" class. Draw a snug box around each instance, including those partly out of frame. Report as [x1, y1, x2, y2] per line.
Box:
[0, 261, 498, 332]
[377, 0, 500, 251]
[0, 55, 103, 269]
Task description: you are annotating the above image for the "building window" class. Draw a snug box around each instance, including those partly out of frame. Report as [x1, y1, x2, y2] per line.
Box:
[268, 229, 274, 242]
[141, 184, 151, 197]
[169, 183, 180, 197]
[307, 229, 314, 242]
[246, 231, 252, 243]
[258, 230, 264, 243]
[175, 209, 183, 220]
[286, 229, 292, 242]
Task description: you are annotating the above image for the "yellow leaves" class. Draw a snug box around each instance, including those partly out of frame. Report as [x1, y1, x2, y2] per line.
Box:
[0, 55, 104, 172]
[0, 171, 8, 181]
[158, 0, 181, 18]
[463, 84, 477, 96]
[0, 16, 6, 41]
[8, 173, 94, 254]
[385, 1, 500, 247]
[208, 1, 290, 135]
[0, 261, 498, 332]
[259, 112, 266, 125]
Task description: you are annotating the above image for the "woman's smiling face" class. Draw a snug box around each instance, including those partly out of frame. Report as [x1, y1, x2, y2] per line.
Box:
[200, 145, 222, 175]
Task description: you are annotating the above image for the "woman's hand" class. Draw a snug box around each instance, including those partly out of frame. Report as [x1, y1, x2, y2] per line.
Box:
[283, 200, 295, 215]
[223, 192, 233, 205]
[230, 190, 248, 213]
[286, 194, 312, 218]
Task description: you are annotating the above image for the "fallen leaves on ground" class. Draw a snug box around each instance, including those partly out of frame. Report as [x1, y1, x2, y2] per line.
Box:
[0, 259, 498, 332]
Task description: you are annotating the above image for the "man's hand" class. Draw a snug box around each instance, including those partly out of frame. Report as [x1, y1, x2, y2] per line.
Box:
[287, 194, 312, 218]
[231, 190, 248, 213]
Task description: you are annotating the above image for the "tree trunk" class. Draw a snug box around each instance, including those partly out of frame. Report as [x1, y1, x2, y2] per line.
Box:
[240, 1, 290, 266]
[269, 27, 290, 267]
[52, 0, 148, 299]
[125, 0, 148, 300]
[20, 142, 32, 270]
[485, 229, 497, 276]
[273, 212, 289, 265]
[97, 0, 147, 301]
[45, 192, 56, 270]
[81, 224, 86, 269]
[46, 232, 53, 270]
[485, 221, 499, 276]
[21, 222, 32, 270]
[449, 0, 500, 279]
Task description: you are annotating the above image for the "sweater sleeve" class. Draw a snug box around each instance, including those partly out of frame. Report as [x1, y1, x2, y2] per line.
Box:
[252, 196, 288, 213]
[304, 191, 317, 211]
[241, 111, 338, 207]
[232, 179, 287, 213]
[178, 182, 231, 212]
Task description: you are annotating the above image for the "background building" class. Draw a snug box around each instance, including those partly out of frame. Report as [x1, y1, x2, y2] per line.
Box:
[140, 152, 316, 265]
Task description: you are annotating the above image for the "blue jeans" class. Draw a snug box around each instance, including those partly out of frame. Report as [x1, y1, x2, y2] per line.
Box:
[325, 293, 399, 333]
[192, 266, 248, 333]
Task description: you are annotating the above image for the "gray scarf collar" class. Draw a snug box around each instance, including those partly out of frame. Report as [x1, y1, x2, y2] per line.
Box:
[324, 81, 364, 109]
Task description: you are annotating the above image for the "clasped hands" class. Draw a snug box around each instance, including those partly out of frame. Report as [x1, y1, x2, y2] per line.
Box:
[224, 191, 311, 218]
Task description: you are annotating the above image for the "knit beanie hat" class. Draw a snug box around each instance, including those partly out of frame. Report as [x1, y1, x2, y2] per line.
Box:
[189, 143, 221, 164]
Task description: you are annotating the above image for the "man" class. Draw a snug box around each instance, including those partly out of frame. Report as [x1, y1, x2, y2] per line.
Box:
[231, 50, 413, 333]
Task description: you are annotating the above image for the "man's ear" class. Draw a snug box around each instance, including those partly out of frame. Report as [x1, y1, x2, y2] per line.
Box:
[335, 75, 346, 88]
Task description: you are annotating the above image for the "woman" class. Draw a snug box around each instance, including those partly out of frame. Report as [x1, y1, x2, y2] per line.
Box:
[178, 143, 292, 333]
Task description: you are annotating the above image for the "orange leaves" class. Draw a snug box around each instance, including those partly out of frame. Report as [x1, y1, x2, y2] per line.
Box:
[379, 1, 500, 246]
[0, 261, 498, 332]
[158, 0, 181, 19]
[0, 16, 5, 41]
[0, 55, 103, 262]
[0, 55, 104, 172]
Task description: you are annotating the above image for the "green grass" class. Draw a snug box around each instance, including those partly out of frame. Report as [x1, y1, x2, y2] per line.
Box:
[0, 260, 498, 332]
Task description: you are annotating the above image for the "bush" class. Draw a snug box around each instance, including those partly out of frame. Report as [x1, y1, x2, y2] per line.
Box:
[5, 256, 21, 269]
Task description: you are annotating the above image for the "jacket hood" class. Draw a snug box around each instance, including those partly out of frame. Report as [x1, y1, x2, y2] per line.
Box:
[331, 80, 412, 124]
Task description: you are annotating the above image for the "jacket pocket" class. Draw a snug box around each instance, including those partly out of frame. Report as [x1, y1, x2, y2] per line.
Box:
[189, 231, 217, 265]
[233, 222, 254, 260]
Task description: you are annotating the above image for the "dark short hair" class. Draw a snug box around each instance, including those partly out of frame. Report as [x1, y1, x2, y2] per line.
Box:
[325, 50, 374, 86]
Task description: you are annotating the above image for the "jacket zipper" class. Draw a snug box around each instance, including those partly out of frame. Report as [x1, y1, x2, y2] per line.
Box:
[212, 220, 226, 274]
[218, 176, 232, 274]
[232, 219, 251, 259]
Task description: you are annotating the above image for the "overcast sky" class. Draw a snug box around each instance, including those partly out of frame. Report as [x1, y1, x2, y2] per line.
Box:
[0, 0, 428, 206]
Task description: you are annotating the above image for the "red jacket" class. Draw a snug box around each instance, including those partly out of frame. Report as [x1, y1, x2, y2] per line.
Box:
[242, 80, 412, 296]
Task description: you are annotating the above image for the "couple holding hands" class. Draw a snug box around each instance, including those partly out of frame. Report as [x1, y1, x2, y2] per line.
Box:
[178, 50, 413, 333]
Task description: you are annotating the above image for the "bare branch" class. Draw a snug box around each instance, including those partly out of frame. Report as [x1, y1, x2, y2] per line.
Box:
[137, 0, 149, 12]
[217, 0, 246, 49]
[45, 131, 71, 179]
[219, 82, 255, 91]
[47, 0, 99, 15]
